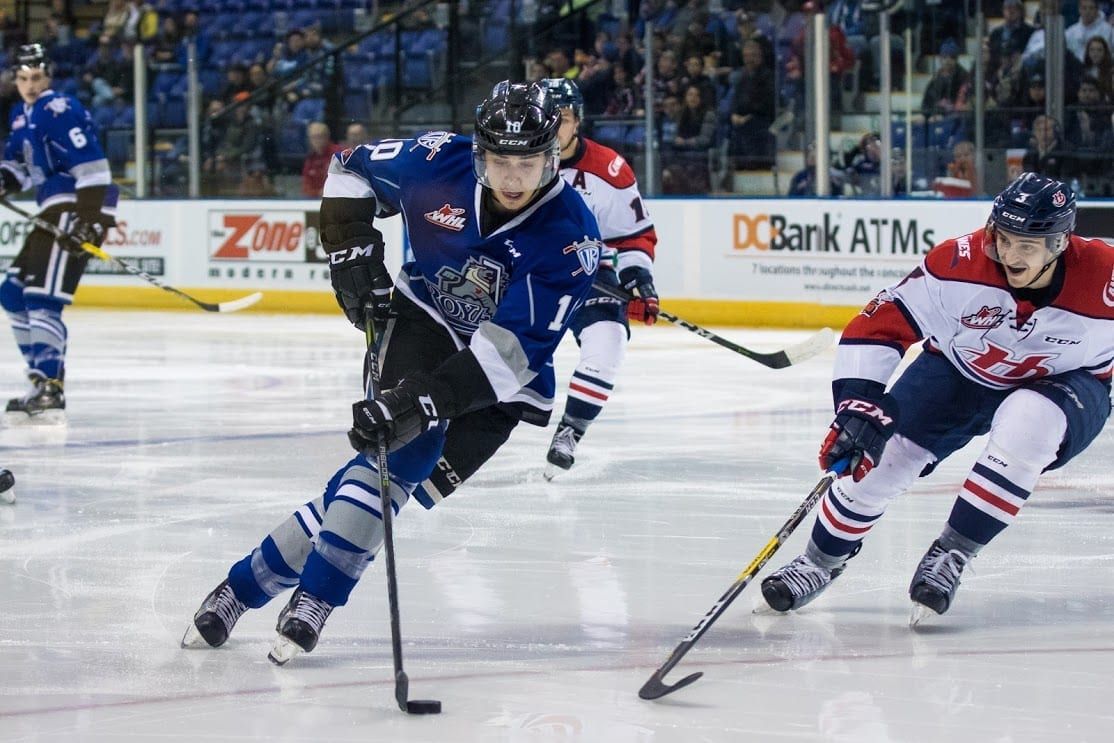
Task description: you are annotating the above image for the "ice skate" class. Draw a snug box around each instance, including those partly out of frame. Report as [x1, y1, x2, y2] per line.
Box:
[0, 468, 14, 504]
[268, 588, 334, 665]
[544, 420, 584, 480]
[23, 379, 66, 424]
[909, 540, 970, 626]
[181, 579, 248, 648]
[761, 546, 859, 612]
[4, 376, 44, 424]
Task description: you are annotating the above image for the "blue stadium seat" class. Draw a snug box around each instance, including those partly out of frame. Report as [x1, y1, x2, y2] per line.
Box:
[291, 97, 325, 124]
[592, 123, 627, 148]
[403, 52, 434, 89]
[624, 124, 645, 149]
[105, 130, 132, 166]
[114, 105, 136, 128]
[92, 104, 117, 130]
[343, 88, 372, 122]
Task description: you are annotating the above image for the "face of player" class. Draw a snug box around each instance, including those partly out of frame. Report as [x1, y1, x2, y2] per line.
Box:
[557, 108, 579, 158]
[994, 227, 1059, 289]
[15, 68, 51, 104]
[484, 151, 548, 211]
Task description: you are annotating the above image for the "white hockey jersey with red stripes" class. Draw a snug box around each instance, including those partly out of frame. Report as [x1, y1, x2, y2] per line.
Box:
[834, 228, 1114, 390]
[559, 137, 657, 274]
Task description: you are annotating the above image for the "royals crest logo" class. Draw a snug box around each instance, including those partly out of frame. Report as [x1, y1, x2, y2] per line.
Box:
[562, 236, 602, 277]
[424, 203, 467, 232]
[410, 131, 454, 160]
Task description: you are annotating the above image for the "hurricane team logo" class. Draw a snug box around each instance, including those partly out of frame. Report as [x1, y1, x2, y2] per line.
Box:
[1052, 190, 1066, 207]
[562, 236, 602, 277]
[424, 203, 467, 232]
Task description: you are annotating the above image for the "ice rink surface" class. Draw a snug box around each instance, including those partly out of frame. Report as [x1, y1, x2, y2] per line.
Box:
[1, 309, 1113, 742]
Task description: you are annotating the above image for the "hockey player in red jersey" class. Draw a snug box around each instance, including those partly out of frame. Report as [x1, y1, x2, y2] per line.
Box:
[761, 173, 1114, 624]
[540, 78, 659, 478]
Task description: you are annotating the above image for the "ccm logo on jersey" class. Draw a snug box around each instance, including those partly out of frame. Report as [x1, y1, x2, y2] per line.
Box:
[424, 203, 467, 231]
[835, 399, 894, 426]
[1043, 335, 1081, 345]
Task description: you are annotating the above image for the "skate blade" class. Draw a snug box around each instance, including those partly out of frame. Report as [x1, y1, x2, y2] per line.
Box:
[752, 601, 787, 616]
[26, 410, 66, 426]
[543, 464, 561, 481]
[268, 635, 303, 666]
[909, 603, 937, 628]
[0, 488, 14, 505]
[180, 622, 211, 649]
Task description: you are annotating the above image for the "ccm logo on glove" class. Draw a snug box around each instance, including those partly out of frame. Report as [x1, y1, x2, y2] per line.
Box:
[835, 399, 894, 426]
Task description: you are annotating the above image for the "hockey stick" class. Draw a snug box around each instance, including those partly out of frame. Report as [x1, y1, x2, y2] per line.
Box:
[0, 197, 262, 313]
[361, 305, 442, 716]
[638, 458, 849, 701]
[592, 280, 833, 369]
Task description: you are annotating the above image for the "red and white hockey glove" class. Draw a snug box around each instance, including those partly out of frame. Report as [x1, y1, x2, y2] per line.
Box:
[819, 394, 899, 481]
[619, 266, 659, 325]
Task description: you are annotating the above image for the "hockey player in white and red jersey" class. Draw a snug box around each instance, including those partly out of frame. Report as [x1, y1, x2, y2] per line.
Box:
[761, 173, 1114, 624]
[540, 78, 659, 478]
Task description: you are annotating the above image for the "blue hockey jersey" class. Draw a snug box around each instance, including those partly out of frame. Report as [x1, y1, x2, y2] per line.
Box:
[324, 132, 602, 422]
[2, 89, 115, 210]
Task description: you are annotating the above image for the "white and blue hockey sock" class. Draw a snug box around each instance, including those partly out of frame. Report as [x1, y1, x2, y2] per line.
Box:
[563, 321, 626, 427]
[25, 297, 68, 381]
[0, 274, 33, 368]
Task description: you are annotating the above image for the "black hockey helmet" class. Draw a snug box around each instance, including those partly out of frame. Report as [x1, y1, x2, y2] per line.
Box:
[12, 43, 52, 77]
[541, 77, 584, 120]
[472, 80, 561, 190]
[986, 172, 1076, 259]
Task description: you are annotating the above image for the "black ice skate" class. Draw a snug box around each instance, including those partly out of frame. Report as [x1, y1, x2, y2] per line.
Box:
[181, 579, 249, 648]
[909, 539, 970, 626]
[268, 588, 334, 665]
[23, 379, 65, 423]
[5, 375, 44, 419]
[544, 420, 585, 480]
[761, 545, 860, 612]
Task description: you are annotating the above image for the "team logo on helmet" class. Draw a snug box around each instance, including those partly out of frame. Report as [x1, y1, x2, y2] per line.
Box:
[1052, 190, 1066, 207]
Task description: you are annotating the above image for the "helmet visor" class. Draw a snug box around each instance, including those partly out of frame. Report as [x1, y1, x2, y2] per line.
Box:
[984, 225, 1066, 267]
[473, 141, 560, 193]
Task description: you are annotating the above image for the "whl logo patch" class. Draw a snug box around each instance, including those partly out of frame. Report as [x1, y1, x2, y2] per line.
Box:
[961, 305, 1006, 330]
[425, 203, 467, 232]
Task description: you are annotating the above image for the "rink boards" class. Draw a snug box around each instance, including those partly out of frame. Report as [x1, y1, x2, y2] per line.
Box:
[2, 197, 1110, 326]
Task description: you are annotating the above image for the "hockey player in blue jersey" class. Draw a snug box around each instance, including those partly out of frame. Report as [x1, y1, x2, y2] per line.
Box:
[183, 81, 602, 663]
[0, 44, 118, 423]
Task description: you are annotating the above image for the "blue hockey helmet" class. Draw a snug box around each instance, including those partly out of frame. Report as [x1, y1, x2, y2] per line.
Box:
[473, 80, 561, 190]
[12, 43, 52, 76]
[541, 78, 584, 120]
[986, 172, 1076, 258]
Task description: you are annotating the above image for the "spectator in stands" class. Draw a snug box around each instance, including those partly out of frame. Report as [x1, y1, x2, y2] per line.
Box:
[179, 10, 210, 66]
[344, 122, 369, 148]
[83, 39, 133, 108]
[247, 63, 269, 95]
[676, 9, 718, 63]
[238, 158, 277, 197]
[300, 24, 336, 101]
[659, 93, 681, 144]
[49, 0, 76, 45]
[301, 121, 342, 198]
[544, 49, 574, 80]
[845, 131, 883, 195]
[642, 48, 681, 114]
[526, 59, 552, 83]
[269, 29, 309, 80]
[100, 0, 140, 45]
[574, 49, 614, 116]
[220, 64, 251, 103]
[662, 83, 717, 194]
[604, 64, 641, 116]
[788, 20, 856, 114]
[678, 53, 717, 109]
[1065, 0, 1114, 62]
[728, 39, 775, 170]
[720, 10, 774, 81]
[1082, 36, 1114, 101]
[0, 9, 28, 51]
[1022, 114, 1069, 178]
[614, 33, 643, 78]
[946, 140, 977, 184]
[1020, 72, 1047, 130]
[922, 39, 969, 122]
[214, 93, 263, 180]
[1065, 76, 1111, 172]
[788, 142, 846, 197]
[988, 0, 1034, 72]
[150, 14, 183, 66]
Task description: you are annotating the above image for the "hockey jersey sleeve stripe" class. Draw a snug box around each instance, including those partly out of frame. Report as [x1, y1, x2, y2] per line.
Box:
[470, 322, 537, 400]
[323, 166, 375, 199]
[606, 224, 657, 243]
[615, 248, 653, 274]
[832, 342, 903, 385]
[70, 159, 111, 188]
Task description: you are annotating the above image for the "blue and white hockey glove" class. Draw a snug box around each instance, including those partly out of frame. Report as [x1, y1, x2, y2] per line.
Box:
[619, 265, 659, 325]
[324, 222, 392, 332]
[349, 375, 449, 452]
[819, 382, 899, 482]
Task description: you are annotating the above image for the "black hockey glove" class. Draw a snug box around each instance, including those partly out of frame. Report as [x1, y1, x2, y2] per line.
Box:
[0, 166, 23, 198]
[324, 221, 392, 333]
[65, 212, 109, 252]
[819, 383, 899, 482]
[349, 374, 451, 453]
[619, 265, 660, 325]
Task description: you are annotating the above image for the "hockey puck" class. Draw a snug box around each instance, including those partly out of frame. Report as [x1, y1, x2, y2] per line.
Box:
[406, 699, 442, 715]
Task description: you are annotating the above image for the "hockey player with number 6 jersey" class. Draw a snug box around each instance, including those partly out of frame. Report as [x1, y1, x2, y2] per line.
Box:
[183, 81, 602, 663]
[539, 78, 659, 478]
[761, 173, 1114, 624]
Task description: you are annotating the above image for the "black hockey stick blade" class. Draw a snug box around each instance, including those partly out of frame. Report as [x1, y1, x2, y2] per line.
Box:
[396, 670, 442, 714]
[638, 669, 703, 700]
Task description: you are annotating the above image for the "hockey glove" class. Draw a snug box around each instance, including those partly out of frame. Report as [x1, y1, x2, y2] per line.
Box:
[0, 166, 23, 198]
[619, 265, 660, 325]
[65, 213, 109, 251]
[349, 374, 450, 452]
[819, 390, 899, 482]
[324, 222, 392, 332]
